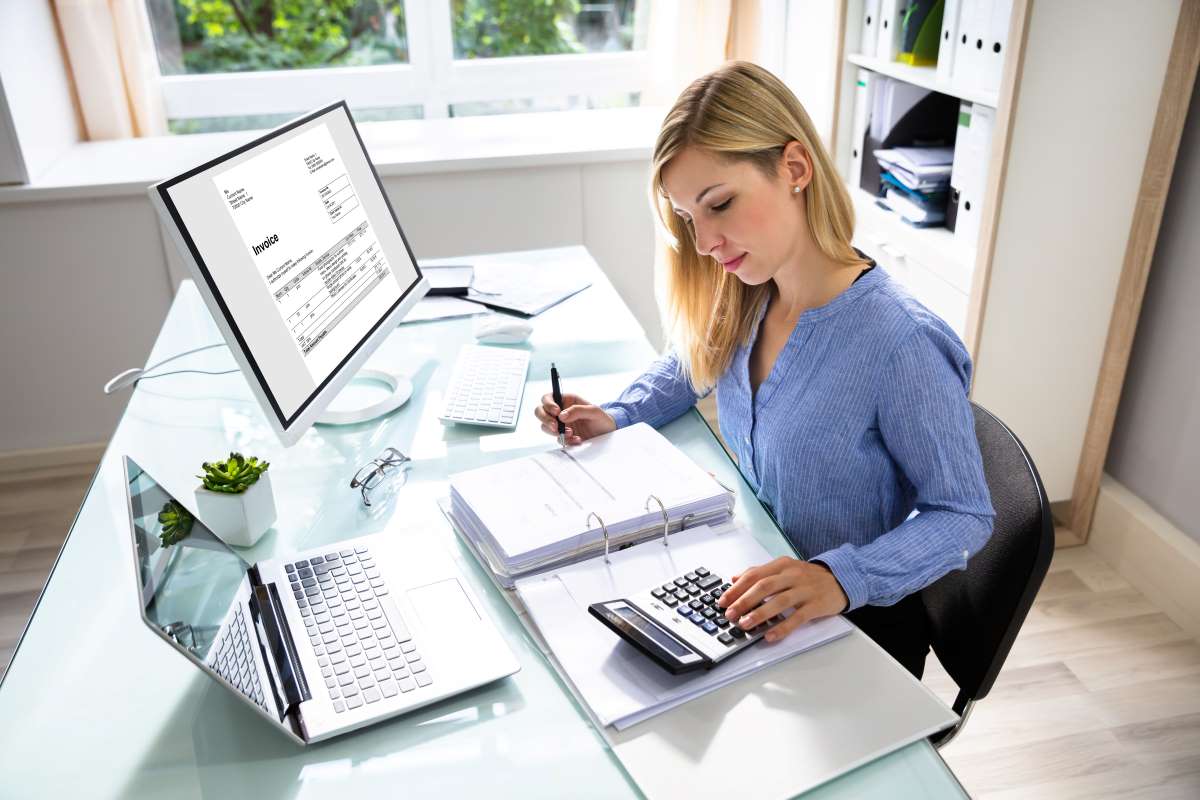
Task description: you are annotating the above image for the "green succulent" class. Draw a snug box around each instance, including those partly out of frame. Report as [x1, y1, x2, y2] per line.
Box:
[199, 452, 270, 494]
[157, 500, 194, 547]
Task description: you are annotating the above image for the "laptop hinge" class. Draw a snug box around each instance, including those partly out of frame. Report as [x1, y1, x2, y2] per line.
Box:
[248, 566, 311, 716]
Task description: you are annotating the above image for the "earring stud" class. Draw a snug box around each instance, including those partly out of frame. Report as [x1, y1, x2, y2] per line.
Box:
[792, 186, 801, 194]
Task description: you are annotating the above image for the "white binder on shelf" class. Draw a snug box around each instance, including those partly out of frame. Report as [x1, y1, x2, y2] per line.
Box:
[950, 101, 995, 251]
[952, 0, 994, 93]
[981, 0, 1013, 94]
[849, 69, 875, 190]
[876, 0, 904, 62]
[859, 0, 881, 57]
[447, 423, 735, 588]
[936, 0, 962, 85]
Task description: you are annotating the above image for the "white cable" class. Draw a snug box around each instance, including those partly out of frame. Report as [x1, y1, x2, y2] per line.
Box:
[103, 343, 234, 394]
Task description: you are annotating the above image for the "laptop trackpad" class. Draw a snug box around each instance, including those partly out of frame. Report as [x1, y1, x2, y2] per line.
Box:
[407, 578, 480, 630]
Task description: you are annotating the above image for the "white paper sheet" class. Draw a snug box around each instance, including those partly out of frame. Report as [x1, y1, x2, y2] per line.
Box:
[515, 520, 852, 730]
[398, 295, 488, 324]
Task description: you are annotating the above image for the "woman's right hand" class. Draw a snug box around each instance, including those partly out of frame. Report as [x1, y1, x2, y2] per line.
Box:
[534, 393, 616, 445]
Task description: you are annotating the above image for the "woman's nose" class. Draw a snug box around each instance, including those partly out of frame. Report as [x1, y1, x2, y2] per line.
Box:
[693, 221, 723, 257]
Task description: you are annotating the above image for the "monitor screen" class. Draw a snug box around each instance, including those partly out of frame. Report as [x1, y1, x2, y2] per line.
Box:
[153, 102, 423, 430]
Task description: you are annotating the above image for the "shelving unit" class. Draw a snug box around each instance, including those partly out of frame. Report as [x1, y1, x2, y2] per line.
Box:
[815, 0, 1199, 541]
[845, 53, 999, 108]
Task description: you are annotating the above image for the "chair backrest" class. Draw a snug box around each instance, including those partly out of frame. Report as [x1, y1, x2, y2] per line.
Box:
[920, 402, 1054, 709]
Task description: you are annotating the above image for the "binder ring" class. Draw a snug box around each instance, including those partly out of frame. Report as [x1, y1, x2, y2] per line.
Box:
[587, 512, 612, 563]
[645, 495, 670, 547]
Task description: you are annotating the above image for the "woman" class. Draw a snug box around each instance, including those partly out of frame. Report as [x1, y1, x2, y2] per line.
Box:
[533, 61, 994, 678]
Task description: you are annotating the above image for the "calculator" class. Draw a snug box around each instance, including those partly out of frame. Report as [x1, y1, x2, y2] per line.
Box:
[587, 566, 785, 674]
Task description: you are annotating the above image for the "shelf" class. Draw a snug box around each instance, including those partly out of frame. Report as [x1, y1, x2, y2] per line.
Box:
[849, 186, 974, 295]
[846, 53, 999, 108]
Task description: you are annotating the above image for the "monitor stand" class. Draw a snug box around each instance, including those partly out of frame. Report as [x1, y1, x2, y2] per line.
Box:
[315, 368, 412, 426]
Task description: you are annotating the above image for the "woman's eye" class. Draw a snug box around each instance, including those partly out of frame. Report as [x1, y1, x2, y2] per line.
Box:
[712, 198, 732, 212]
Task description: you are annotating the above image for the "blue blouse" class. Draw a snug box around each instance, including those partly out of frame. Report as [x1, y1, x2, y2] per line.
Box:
[601, 266, 995, 611]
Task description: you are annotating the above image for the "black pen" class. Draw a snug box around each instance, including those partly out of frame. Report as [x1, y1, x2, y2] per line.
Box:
[550, 363, 566, 448]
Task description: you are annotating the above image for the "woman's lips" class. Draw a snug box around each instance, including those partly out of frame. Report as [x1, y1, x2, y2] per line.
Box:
[722, 253, 746, 272]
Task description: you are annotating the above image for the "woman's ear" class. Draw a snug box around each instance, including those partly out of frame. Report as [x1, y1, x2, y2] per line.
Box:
[781, 141, 813, 192]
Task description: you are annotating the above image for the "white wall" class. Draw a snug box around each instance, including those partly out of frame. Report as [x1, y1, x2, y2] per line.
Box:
[1105, 76, 1200, 544]
[0, 160, 658, 453]
[0, 0, 81, 182]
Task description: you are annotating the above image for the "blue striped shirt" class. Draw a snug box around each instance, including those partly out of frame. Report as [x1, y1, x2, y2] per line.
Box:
[602, 267, 995, 611]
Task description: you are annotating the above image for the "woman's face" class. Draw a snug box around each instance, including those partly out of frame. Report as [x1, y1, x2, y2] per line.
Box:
[660, 144, 811, 286]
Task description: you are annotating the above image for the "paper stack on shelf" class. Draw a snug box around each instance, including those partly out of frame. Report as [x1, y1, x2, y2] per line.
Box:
[447, 423, 735, 588]
[874, 146, 954, 227]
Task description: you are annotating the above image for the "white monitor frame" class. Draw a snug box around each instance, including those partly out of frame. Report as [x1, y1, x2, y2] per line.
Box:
[148, 101, 429, 447]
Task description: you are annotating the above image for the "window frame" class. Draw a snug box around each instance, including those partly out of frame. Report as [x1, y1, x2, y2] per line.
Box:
[157, 0, 650, 123]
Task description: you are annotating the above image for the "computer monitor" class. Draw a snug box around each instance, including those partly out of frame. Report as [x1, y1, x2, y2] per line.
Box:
[149, 101, 429, 446]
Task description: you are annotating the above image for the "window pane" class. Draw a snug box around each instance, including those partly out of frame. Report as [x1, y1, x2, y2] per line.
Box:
[145, 1, 409, 76]
[450, 92, 641, 118]
[168, 105, 423, 135]
[452, 0, 643, 59]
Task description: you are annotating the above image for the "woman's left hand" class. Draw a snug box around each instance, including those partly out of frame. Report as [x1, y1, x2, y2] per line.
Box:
[717, 556, 849, 643]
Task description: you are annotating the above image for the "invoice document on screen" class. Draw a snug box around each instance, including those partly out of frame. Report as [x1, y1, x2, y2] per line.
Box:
[212, 123, 404, 381]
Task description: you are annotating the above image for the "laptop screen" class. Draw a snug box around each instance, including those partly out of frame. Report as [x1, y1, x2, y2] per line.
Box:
[124, 458, 259, 692]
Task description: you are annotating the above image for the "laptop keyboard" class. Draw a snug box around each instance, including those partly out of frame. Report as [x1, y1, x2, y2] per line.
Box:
[211, 605, 268, 712]
[286, 545, 432, 714]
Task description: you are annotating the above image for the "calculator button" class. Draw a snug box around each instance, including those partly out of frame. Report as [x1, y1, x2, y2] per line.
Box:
[673, 578, 688, 588]
[718, 632, 734, 645]
[673, 590, 689, 602]
[651, 588, 667, 600]
[684, 572, 699, 583]
[677, 607, 694, 620]
[662, 596, 678, 607]
[716, 616, 730, 628]
[696, 574, 722, 591]
[701, 608, 717, 620]
[690, 615, 706, 626]
[702, 621, 718, 634]
[730, 626, 746, 638]
[696, 567, 710, 578]
[688, 599, 704, 611]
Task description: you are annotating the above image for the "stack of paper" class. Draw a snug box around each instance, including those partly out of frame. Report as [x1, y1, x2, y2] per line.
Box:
[874, 146, 954, 227]
[514, 519, 853, 730]
[448, 423, 735, 587]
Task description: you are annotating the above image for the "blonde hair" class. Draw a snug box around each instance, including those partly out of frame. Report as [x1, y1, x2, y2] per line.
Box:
[652, 61, 863, 392]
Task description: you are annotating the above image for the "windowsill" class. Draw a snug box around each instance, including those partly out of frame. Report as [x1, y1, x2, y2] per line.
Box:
[0, 106, 663, 204]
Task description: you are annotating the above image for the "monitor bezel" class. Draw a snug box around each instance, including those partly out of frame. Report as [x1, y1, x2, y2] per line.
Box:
[148, 101, 428, 447]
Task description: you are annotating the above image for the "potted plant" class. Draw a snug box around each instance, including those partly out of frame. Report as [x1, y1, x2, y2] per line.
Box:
[194, 452, 275, 547]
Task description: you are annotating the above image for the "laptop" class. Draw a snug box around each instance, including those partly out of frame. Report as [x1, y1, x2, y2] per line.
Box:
[123, 456, 520, 744]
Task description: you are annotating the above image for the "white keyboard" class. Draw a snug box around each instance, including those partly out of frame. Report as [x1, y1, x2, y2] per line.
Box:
[439, 345, 530, 428]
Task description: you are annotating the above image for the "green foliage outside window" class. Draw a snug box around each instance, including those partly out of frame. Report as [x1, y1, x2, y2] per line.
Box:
[169, 0, 597, 74]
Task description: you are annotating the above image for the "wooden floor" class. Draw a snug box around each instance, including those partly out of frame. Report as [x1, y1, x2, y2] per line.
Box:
[1, 453, 1197, 798]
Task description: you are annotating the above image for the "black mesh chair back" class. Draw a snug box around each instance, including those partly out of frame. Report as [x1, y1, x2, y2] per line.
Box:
[922, 402, 1054, 747]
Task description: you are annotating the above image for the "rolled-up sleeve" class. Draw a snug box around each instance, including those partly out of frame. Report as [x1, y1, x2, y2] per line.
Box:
[814, 325, 995, 610]
[602, 351, 704, 430]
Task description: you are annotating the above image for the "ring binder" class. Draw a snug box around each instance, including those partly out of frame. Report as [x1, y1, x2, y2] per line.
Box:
[645, 495, 670, 547]
[587, 512, 612, 563]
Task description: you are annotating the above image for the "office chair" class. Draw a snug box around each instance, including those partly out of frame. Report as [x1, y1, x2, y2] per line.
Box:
[921, 402, 1055, 748]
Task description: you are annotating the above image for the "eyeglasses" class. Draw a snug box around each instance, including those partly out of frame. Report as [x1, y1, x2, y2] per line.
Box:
[350, 447, 412, 506]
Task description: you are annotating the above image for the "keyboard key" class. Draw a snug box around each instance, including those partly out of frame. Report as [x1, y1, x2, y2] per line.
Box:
[334, 700, 345, 713]
[345, 695, 363, 710]
[310, 556, 325, 565]
[343, 683, 360, 697]
[398, 677, 416, 693]
[410, 661, 426, 674]
[380, 681, 398, 699]
[405, 651, 422, 663]
[285, 564, 296, 573]
[363, 687, 382, 704]
[298, 568, 314, 579]
[415, 673, 432, 688]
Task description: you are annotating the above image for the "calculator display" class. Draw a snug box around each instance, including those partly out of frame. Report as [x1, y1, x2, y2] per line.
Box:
[612, 604, 691, 658]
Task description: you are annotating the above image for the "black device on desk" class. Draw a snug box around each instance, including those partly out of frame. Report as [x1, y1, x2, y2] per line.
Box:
[423, 265, 474, 296]
[588, 565, 784, 674]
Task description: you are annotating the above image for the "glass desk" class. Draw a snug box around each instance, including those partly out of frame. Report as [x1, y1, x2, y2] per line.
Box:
[0, 247, 967, 799]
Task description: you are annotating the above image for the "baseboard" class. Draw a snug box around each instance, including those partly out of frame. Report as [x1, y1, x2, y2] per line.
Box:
[1090, 474, 1200, 639]
[0, 441, 107, 483]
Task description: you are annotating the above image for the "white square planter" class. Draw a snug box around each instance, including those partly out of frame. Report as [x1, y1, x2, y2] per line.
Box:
[194, 472, 277, 548]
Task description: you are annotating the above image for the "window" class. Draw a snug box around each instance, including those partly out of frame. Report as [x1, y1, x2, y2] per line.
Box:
[144, 0, 648, 133]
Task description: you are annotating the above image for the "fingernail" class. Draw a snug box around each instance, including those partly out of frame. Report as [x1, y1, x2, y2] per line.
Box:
[740, 616, 753, 628]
